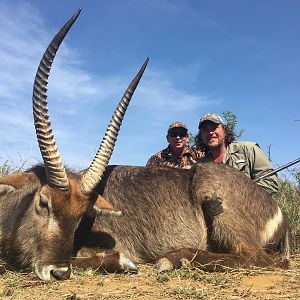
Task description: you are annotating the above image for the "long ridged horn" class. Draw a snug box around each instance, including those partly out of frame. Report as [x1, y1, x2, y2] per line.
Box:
[32, 9, 81, 190]
[80, 58, 149, 195]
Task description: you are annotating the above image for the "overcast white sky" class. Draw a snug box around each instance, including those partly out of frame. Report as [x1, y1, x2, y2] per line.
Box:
[0, 0, 299, 176]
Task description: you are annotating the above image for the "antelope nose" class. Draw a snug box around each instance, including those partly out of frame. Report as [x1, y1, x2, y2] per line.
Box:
[51, 267, 71, 280]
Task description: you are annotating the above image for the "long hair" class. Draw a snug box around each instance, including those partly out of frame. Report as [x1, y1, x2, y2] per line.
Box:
[194, 124, 235, 154]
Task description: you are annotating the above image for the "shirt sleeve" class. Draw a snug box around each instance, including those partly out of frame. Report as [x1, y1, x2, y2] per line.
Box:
[249, 144, 279, 196]
[146, 155, 163, 167]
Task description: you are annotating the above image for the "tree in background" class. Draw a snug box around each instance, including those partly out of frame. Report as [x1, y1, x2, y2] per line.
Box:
[221, 111, 244, 140]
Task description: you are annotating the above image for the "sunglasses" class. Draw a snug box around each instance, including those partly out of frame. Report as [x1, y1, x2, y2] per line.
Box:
[169, 132, 188, 138]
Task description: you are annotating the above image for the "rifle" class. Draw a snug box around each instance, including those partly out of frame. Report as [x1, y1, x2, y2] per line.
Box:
[254, 157, 300, 182]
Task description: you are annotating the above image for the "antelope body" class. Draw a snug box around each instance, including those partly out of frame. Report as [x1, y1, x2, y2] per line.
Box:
[74, 163, 290, 272]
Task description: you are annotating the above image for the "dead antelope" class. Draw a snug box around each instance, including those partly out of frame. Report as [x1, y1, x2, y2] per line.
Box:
[0, 9, 148, 280]
[73, 162, 290, 273]
[0, 10, 291, 281]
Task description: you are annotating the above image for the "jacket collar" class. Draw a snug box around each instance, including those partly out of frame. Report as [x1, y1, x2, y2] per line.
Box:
[162, 145, 194, 159]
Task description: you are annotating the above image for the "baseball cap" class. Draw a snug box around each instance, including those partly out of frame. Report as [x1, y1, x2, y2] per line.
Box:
[198, 113, 225, 129]
[167, 121, 188, 133]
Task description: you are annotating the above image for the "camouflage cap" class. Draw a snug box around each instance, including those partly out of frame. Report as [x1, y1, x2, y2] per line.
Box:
[168, 121, 188, 133]
[198, 113, 225, 129]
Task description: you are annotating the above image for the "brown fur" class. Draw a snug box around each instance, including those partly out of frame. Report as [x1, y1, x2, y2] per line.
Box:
[74, 163, 290, 270]
[73, 248, 123, 272]
[0, 163, 291, 280]
[0, 166, 91, 273]
[0, 165, 139, 278]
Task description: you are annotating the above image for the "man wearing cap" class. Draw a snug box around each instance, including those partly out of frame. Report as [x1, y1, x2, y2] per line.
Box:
[146, 122, 204, 169]
[195, 113, 279, 195]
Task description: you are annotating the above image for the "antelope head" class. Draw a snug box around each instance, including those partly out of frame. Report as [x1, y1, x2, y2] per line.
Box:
[29, 9, 148, 280]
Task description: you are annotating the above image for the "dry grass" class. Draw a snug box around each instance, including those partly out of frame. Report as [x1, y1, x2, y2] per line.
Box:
[274, 178, 300, 249]
[1, 254, 300, 300]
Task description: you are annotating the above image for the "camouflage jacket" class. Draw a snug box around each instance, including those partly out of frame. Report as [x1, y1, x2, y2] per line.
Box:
[197, 141, 279, 196]
[146, 146, 204, 169]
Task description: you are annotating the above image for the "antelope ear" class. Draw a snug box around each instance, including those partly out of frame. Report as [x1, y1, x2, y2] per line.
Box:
[0, 172, 40, 201]
[93, 195, 123, 216]
[0, 183, 16, 197]
[0, 172, 37, 190]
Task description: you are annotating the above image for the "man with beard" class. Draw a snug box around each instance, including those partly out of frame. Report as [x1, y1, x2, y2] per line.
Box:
[195, 113, 278, 195]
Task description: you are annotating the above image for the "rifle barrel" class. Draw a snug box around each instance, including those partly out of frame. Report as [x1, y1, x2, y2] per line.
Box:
[254, 157, 300, 182]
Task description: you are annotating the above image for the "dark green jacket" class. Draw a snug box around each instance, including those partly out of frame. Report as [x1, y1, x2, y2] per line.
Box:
[197, 141, 279, 195]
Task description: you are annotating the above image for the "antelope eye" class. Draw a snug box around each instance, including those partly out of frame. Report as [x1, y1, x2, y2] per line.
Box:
[36, 193, 50, 216]
[39, 194, 49, 211]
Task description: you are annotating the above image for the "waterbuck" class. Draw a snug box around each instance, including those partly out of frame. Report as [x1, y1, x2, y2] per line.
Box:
[0, 9, 291, 281]
[73, 163, 290, 273]
[0, 9, 148, 280]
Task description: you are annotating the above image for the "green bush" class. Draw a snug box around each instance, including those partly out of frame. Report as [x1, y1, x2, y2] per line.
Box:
[0, 159, 26, 177]
[274, 174, 300, 250]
